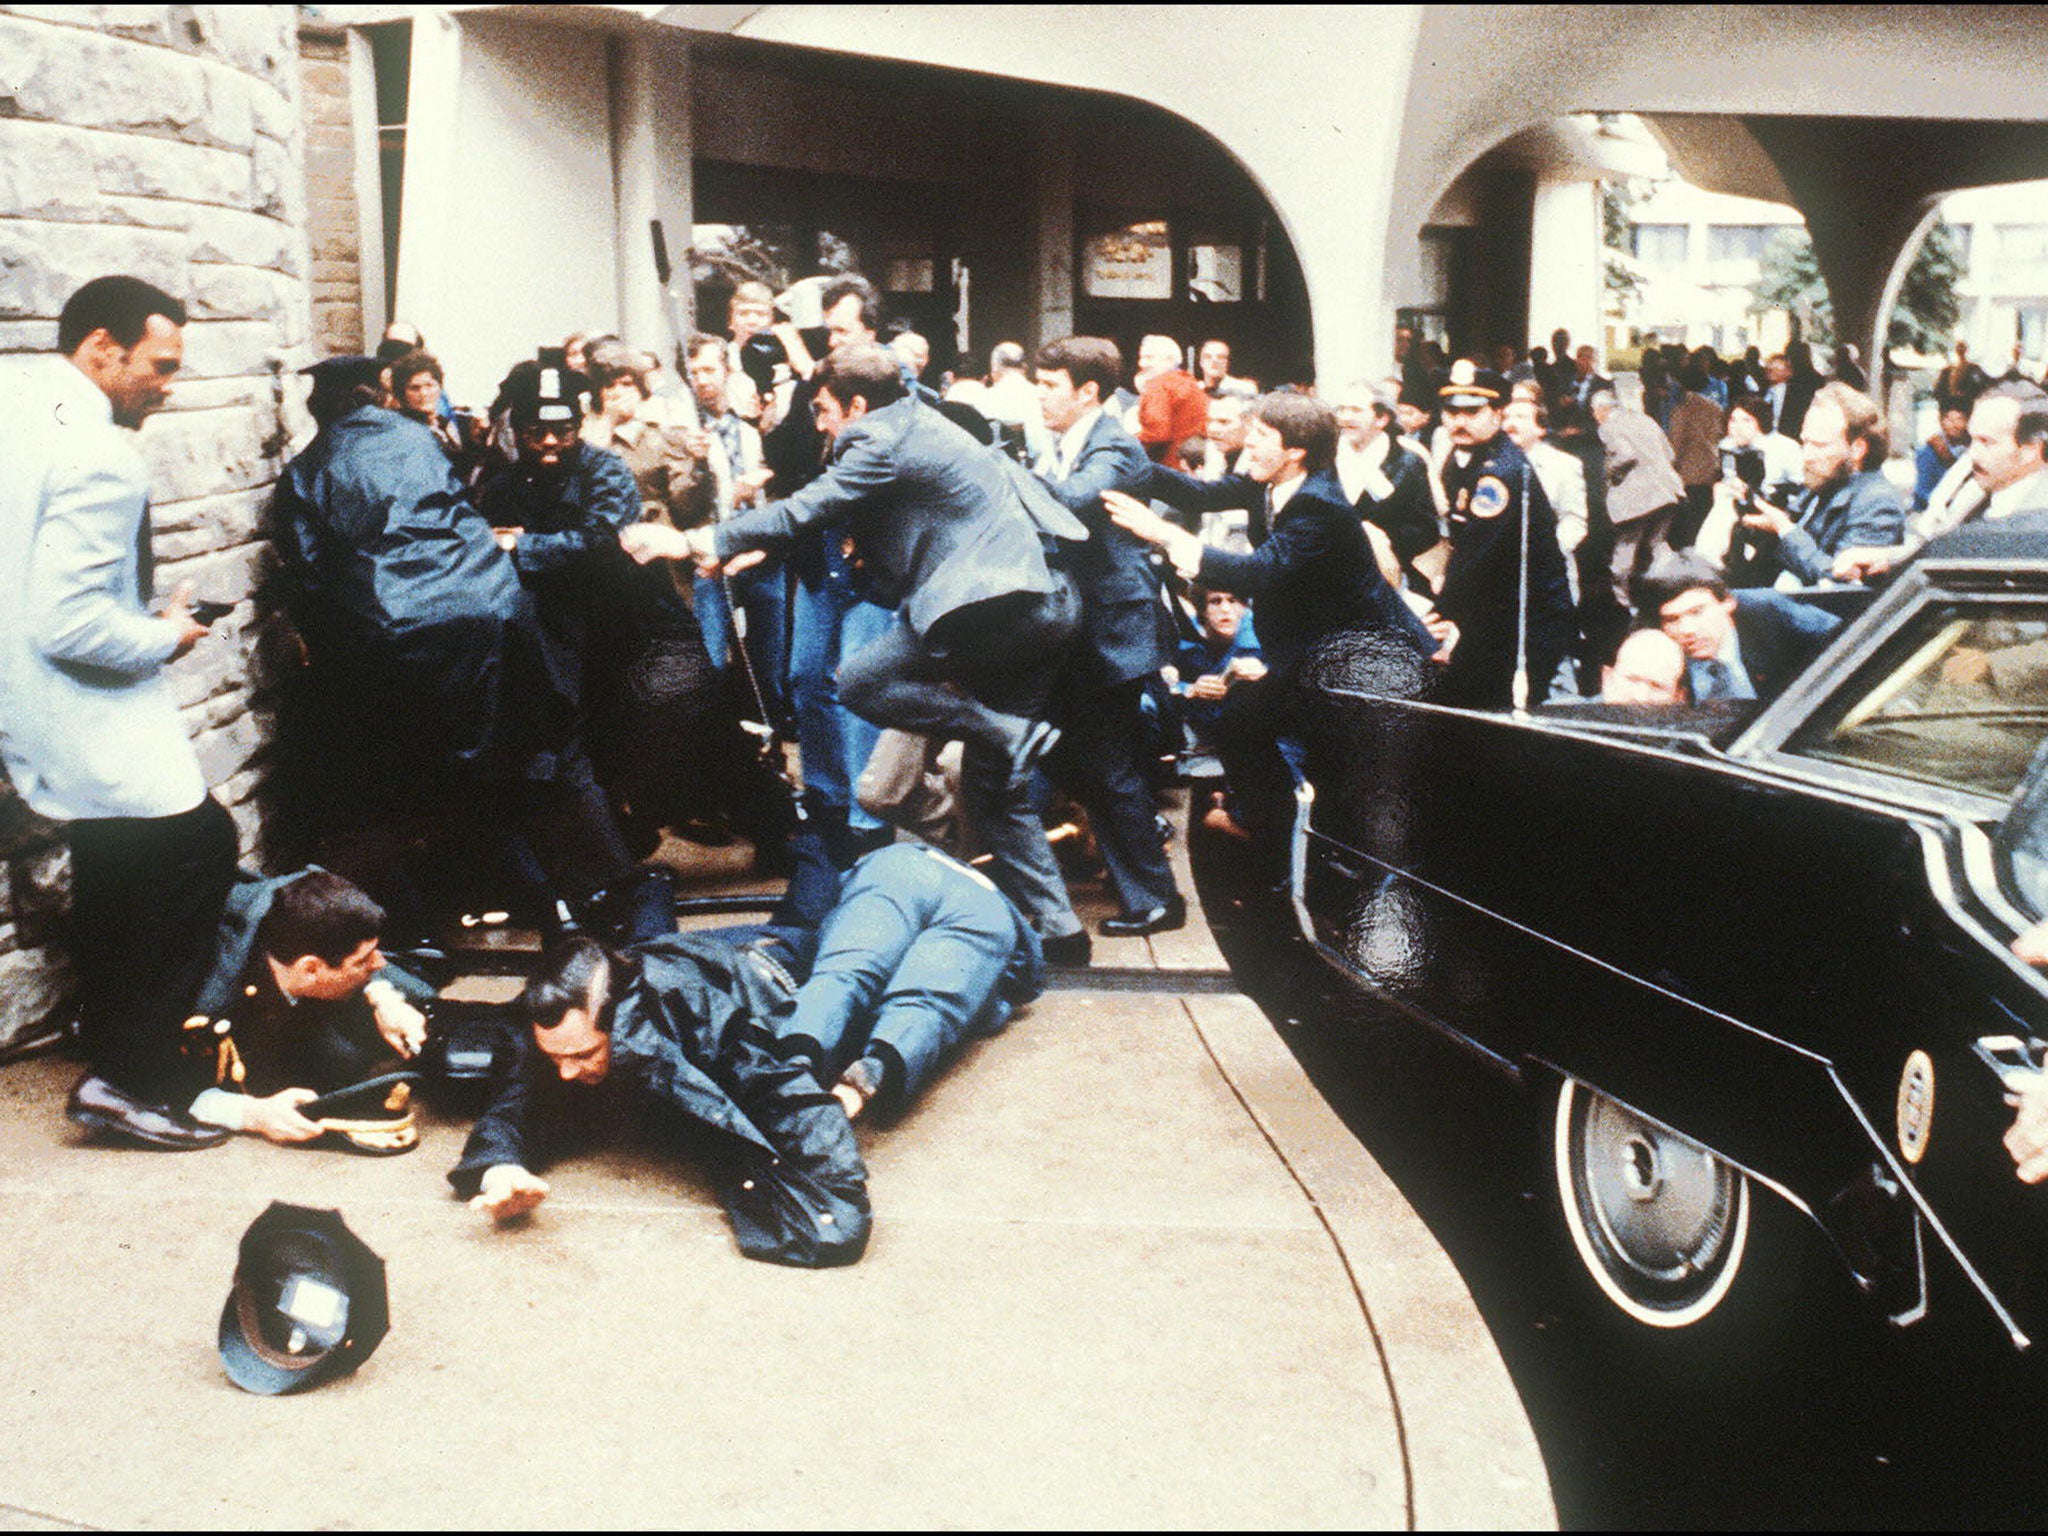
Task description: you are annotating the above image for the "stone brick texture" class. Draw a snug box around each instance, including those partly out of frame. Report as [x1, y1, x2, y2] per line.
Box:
[298, 23, 364, 357]
[0, 5, 314, 1050]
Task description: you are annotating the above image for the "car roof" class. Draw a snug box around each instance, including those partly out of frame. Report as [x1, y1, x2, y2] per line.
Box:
[1920, 517, 2048, 566]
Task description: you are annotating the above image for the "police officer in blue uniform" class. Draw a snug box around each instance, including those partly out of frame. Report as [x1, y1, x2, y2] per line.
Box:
[1434, 362, 1578, 710]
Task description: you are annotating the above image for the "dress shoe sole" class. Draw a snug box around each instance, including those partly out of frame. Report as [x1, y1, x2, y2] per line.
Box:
[66, 1104, 229, 1151]
[1099, 905, 1188, 939]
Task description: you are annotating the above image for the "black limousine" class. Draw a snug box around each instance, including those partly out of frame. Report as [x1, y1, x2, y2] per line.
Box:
[1292, 523, 2048, 1347]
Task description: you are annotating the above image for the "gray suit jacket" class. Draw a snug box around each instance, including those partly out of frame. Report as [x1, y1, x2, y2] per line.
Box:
[0, 358, 205, 820]
[715, 396, 1085, 639]
[1600, 405, 1685, 525]
[1778, 469, 1906, 585]
[1036, 409, 1163, 683]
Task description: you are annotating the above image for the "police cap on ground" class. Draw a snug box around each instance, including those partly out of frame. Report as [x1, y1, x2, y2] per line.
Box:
[218, 1203, 389, 1395]
[1439, 358, 1507, 409]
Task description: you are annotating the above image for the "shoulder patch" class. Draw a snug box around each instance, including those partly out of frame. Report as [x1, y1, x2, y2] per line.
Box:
[1471, 476, 1510, 518]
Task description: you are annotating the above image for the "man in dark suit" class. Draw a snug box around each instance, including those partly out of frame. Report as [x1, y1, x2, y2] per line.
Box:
[1569, 344, 1613, 407]
[1101, 393, 1439, 881]
[625, 343, 1090, 957]
[1631, 554, 1840, 706]
[1031, 335, 1184, 938]
[1333, 380, 1439, 584]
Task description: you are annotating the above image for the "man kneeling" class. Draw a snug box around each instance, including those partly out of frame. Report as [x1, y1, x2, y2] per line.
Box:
[451, 932, 873, 1268]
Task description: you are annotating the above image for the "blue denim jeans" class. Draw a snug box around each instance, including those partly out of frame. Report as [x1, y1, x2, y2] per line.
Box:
[788, 551, 889, 834]
[694, 563, 788, 724]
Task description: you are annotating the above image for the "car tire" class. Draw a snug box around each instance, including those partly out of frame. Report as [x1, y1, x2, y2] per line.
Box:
[1553, 1076, 1752, 1329]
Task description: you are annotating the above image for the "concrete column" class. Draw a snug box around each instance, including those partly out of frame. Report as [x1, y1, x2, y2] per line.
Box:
[390, 10, 460, 329]
[610, 30, 694, 356]
[1528, 179, 1602, 358]
[1030, 111, 1074, 349]
[346, 28, 387, 338]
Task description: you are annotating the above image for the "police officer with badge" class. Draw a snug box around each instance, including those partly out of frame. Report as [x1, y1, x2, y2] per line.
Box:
[1434, 361, 1577, 710]
[181, 868, 431, 1154]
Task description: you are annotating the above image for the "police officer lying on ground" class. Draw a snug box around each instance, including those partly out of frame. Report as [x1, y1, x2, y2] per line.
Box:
[773, 842, 1044, 1122]
[451, 930, 873, 1268]
[182, 868, 429, 1153]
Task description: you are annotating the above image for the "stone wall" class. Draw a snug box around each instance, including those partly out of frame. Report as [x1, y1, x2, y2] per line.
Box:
[299, 21, 366, 357]
[0, 4, 312, 1050]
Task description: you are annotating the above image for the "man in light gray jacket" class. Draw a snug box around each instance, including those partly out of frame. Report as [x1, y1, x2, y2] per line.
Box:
[1593, 389, 1684, 609]
[0, 276, 237, 1150]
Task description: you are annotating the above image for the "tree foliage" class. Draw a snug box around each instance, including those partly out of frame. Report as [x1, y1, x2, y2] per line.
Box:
[1600, 180, 1644, 311]
[1754, 217, 1965, 351]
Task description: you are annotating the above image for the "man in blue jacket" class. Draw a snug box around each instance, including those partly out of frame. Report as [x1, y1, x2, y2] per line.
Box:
[1736, 382, 1905, 588]
[1102, 392, 1439, 879]
[272, 356, 652, 942]
[1031, 335, 1185, 940]
[775, 842, 1044, 1121]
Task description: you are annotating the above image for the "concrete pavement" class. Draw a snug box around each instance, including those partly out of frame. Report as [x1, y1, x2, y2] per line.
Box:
[0, 832, 1552, 1530]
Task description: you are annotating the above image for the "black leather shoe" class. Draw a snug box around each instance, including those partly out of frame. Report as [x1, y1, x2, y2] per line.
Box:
[1042, 929, 1092, 968]
[66, 1074, 230, 1151]
[1099, 895, 1188, 938]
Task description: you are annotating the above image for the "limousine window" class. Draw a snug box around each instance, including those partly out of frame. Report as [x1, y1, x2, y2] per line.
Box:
[1786, 603, 2048, 800]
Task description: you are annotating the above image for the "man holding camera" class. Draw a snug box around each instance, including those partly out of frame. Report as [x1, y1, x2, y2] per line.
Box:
[1728, 382, 1904, 588]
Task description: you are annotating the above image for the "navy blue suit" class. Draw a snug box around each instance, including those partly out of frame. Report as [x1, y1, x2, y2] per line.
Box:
[1035, 410, 1179, 917]
[1144, 464, 1438, 876]
[1145, 466, 1437, 673]
[1710, 590, 1842, 703]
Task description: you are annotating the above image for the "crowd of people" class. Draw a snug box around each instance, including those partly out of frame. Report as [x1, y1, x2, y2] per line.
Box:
[21, 268, 2048, 1262]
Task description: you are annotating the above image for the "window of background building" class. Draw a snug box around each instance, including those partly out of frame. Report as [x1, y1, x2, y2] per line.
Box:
[2020, 305, 2048, 361]
[365, 20, 412, 326]
[1632, 223, 1691, 268]
[1706, 225, 1770, 264]
[1998, 223, 2048, 271]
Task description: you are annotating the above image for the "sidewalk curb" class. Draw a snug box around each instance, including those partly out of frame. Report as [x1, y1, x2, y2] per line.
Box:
[1184, 993, 1556, 1532]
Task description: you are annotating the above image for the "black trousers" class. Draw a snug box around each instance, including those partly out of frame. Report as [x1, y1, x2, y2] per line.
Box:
[65, 795, 239, 1102]
[1213, 673, 1304, 887]
[1047, 674, 1178, 916]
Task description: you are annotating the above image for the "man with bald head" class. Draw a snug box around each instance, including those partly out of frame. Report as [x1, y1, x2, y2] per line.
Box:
[1133, 334, 1209, 471]
[1600, 628, 1688, 706]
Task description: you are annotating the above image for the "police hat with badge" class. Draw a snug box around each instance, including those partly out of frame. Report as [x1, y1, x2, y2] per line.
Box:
[218, 1203, 390, 1395]
[500, 346, 590, 428]
[1438, 357, 1508, 411]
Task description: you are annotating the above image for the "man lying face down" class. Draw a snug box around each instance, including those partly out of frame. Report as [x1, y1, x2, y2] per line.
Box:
[452, 841, 1044, 1264]
[451, 927, 874, 1268]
